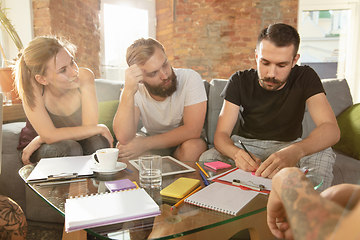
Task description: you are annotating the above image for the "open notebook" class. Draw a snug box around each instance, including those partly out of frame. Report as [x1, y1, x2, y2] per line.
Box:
[184, 182, 258, 216]
[65, 188, 160, 232]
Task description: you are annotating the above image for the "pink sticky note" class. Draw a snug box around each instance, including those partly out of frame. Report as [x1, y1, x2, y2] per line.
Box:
[204, 161, 232, 170]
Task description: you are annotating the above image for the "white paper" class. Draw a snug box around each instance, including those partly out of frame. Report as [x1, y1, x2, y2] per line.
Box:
[65, 188, 160, 232]
[27, 155, 95, 182]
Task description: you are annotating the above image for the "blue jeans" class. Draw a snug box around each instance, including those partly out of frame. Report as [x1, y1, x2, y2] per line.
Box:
[29, 135, 110, 163]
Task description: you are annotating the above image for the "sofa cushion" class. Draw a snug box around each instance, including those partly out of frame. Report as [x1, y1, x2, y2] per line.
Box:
[302, 78, 353, 139]
[206, 79, 228, 146]
[95, 79, 123, 102]
[332, 103, 360, 160]
[98, 100, 119, 140]
[332, 149, 360, 185]
[206, 79, 240, 147]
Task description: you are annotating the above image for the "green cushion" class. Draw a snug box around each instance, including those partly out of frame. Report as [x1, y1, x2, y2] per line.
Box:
[333, 103, 360, 160]
[98, 100, 119, 141]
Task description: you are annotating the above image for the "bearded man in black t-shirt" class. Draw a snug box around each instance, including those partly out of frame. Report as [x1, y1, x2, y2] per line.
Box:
[200, 23, 340, 192]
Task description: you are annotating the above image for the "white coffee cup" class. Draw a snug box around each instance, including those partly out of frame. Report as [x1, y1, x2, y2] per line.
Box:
[95, 148, 119, 171]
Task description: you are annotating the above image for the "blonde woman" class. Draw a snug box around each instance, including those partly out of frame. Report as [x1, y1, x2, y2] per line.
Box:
[14, 36, 113, 165]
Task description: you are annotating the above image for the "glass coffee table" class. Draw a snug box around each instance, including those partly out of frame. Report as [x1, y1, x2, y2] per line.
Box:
[19, 160, 274, 240]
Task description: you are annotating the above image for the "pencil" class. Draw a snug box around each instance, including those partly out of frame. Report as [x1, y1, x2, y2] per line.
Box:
[195, 162, 209, 178]
[170, 185, 202, 210]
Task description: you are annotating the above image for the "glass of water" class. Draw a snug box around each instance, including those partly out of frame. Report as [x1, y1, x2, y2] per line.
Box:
[139, 155, 162, 189]
[2, 92, 12, 106]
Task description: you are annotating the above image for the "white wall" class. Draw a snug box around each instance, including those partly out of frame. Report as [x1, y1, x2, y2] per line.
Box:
[1, 0, 33, 64]
[299, 0, 360, 103]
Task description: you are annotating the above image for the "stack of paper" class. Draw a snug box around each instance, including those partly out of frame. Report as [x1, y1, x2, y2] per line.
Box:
[65, 188, 160, 232]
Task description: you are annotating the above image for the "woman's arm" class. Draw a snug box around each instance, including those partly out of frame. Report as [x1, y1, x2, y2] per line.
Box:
[23, 69, 113, 146]
[78, 68, 98, 126]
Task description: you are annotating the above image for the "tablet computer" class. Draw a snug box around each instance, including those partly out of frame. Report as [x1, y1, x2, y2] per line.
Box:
[129, 156, 195, 176]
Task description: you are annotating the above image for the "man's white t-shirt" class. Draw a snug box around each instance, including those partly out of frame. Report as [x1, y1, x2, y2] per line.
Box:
[133, 68, 207, 136]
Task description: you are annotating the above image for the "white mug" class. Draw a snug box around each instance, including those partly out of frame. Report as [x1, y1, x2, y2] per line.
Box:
[95, 148, 119, 171]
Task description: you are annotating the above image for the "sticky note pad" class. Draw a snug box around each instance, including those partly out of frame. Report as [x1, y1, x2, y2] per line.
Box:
[105, 179, 137, 192]
[204, 161, 232, 170]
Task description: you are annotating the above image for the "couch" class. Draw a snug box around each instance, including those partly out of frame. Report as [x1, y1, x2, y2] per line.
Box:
[1, 78, 359, 224]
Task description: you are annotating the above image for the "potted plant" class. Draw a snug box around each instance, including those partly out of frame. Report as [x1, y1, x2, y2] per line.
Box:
[0, 5, 23, 104]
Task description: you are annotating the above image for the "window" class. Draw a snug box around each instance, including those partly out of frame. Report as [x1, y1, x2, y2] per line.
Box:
[298, 0, 360, 103]
[100, 0, 156, 81]
[0, 0, 33, 67]
[299, 10, 350, 79]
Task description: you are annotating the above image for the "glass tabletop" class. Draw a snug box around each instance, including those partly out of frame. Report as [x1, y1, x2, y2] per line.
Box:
[19, 161, 270, 239]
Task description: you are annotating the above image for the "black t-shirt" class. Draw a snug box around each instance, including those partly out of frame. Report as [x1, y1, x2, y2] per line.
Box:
[221, 65, 324, 141]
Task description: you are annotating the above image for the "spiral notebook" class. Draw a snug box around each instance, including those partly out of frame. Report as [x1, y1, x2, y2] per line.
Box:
[65, 188, 161, 232]
[184, 182, 258, 216]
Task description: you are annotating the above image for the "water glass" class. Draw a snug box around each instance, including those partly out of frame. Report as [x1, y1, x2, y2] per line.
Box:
[2, 92, 12, 106]
[139, 155, 162, 188]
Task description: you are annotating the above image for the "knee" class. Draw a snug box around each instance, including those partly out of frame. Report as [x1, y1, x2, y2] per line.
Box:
[79, 135, 110, 155]
[182, 138, 207, 153]
[177, 139, 208, 161]
[43, 140, 83, 157]
[199, 147, 216, 162]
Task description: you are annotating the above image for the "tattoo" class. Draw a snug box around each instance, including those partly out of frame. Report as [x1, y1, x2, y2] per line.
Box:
[0, 198, 27, 240]
[280, 170, 345, 240]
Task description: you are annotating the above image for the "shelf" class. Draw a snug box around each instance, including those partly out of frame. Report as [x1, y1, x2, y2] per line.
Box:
[3, 103, 26, 122]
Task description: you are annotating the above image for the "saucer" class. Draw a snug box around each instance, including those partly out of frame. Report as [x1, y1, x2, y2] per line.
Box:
[91, 162, 127, 175]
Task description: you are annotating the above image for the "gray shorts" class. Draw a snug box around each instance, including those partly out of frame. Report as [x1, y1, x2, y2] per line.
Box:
[199, 135, 336, 192]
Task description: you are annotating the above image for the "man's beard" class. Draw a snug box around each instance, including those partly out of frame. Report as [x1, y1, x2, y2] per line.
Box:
[259, 77, 286, 91]
[143, 69, 177, 98]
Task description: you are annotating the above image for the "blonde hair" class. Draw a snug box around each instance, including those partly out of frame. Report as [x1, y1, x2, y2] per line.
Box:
[13, 36, 76, 110]
[126, 38, 165, 66]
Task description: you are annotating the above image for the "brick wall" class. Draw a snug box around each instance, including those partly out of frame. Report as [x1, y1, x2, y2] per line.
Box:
[30, 0, 298, 80]
[156, 0, 298, 81]
[32, 0, 101, 77]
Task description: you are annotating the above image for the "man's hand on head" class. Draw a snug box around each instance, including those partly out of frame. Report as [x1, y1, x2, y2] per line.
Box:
[124, 64, 144, 95]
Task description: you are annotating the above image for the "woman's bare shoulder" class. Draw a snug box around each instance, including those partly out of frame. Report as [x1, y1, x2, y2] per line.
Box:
[79, 67, 95, 84]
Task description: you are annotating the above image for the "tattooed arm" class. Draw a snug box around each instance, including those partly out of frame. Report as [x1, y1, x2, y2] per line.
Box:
[0, 195, 27, 240]
[267, 167, 360, 240]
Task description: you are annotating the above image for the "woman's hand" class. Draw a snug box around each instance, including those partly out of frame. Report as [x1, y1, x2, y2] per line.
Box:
[21, 136, 44, 165]
[98, 124, 114, 147]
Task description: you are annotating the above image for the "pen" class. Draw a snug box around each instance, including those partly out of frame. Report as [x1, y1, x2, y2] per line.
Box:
[34, 178, 87, 186]
[170, 185, 202, 210]
[195, 162, 209, 178]
[125, 168, 133, 173]
[238, 140, 255, 161]
[199, 171, 210, 186]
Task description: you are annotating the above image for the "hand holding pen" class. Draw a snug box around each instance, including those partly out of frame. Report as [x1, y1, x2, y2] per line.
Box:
[236, 140, 261, 172]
